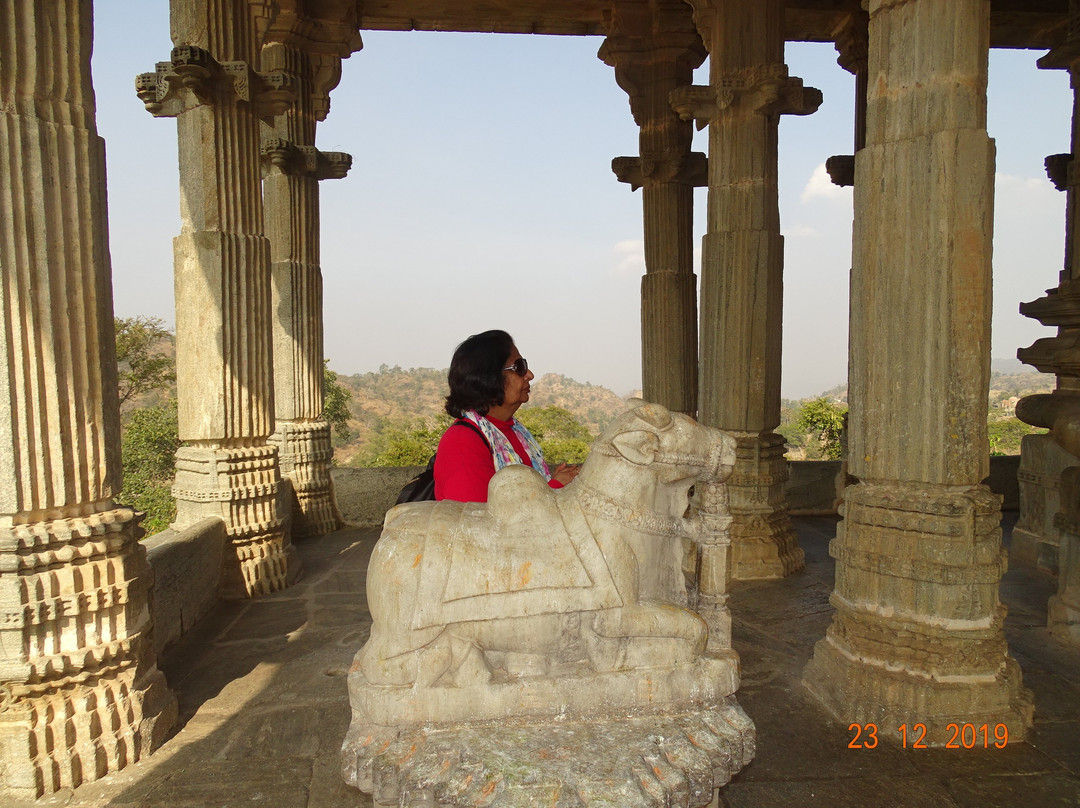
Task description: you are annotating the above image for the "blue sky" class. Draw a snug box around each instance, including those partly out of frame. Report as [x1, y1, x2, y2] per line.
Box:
[92, 3, 1070, 398]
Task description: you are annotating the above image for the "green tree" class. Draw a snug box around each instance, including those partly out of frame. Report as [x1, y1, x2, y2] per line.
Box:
[517, 406, 594, 464]
[114, 316, 179, 535]
[323, 360, 354, 445]
[356, 415, 452, 467]
[114, 316, 175, 411]
[988, 416, 1045, 456]
[796, 398, 848, 460]
[117, 400, 180, 535]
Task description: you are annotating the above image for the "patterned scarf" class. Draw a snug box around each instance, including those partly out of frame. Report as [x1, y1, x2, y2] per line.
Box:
[462, 410, 552, 481]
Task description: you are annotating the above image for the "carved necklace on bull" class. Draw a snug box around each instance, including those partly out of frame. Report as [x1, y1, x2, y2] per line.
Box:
[573, 447, 704, 540]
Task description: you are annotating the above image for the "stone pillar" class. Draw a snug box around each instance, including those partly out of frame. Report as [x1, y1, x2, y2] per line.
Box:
[803, 0, 1032, 743]
[136, 0, 299, 597]
[260, 29, 356, 538]
[599, 1, 706, 417]
[0, 0, 176, 797]
[825, 8, 869, 188]
[676, 0, 818, 580]
[1014, 6, 1080, 584]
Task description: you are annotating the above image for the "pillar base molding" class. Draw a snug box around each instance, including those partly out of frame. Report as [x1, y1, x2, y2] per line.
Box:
[0, 507, 177, 798]
[727, 432, 803, 580]
[803, 481, 1033, 743]
[802, 641, 1032, 746]
[270, 420, 342, 538]
[172, 444, 300, 597]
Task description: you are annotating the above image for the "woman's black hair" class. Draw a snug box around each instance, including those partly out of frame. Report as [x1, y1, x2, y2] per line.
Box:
[445, 330, 514, 417]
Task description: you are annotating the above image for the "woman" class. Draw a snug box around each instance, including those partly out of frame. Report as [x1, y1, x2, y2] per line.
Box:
[434, 330, 580, 502]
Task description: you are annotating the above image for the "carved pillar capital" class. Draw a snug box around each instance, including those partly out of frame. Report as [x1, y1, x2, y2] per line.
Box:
[670, 65, 822, 129]
[832, 8, 870, 77]
[611, 152, 707, 190]
[136, 46, 297, 119]
[262, 138, 353, 179]
[1046, 153, 1073, 190]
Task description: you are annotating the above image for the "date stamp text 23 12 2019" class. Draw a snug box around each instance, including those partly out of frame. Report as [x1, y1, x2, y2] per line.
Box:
[847, 723, 1010, 749]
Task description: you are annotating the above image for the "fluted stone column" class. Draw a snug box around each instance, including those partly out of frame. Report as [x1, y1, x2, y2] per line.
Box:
[261, 26, 357, 538]
[0, 1, 176, 796]
[599, 0, 706, 417]
[1017, 2, 1080, 638]
[804, 0, 1032, 743]
[136, 0, 299, 597]
[676, 0, 818, 581]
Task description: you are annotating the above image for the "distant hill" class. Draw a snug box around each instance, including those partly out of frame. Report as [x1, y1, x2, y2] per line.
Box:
[331, 366, 635, 464]
[799, 369, 1054, 404]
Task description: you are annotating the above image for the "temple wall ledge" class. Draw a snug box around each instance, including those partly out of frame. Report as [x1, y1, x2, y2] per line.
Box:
[145, 518, 227, 657]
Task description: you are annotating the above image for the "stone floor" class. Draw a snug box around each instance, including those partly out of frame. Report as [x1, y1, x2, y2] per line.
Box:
[16, 515, 1080, 808]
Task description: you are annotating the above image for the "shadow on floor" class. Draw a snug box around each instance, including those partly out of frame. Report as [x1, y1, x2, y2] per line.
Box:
[16, 515, 1080, 808]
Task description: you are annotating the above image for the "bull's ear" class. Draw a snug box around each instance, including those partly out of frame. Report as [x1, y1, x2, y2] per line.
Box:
[612, 430, 660, 465]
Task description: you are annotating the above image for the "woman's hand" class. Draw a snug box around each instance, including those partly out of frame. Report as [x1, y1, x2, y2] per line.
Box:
[552, 463, 582, 485]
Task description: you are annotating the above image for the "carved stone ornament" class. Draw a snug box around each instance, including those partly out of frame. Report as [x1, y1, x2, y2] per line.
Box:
[611, 151, 708, 190]
[1045, 152, 1073, 191]
[136, 45, 297, 119]
[261, 138, 353, 179]
[669, 64, 823, 129]
[826, 154, 856, 187]
[342, 402, 753, 806]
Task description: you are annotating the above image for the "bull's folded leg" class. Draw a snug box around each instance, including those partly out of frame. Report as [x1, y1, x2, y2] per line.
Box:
[443, 634, 493, 686]
[584, 605, 708, 671]
[358, 625, 449, 687]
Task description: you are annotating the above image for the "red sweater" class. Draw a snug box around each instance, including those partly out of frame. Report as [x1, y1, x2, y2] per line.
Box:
[433, 416, 561, 502]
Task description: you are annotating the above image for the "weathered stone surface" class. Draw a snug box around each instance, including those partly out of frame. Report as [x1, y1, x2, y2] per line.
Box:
[261, 29, 357, 539]
[686, 0, 816, 581]
[1012, 433, 1077, 570]
[344, 698, 754, 808]
[0, 1, 175, 796]
[803, 0, 1032, 742]
[343, 403, 751, 803]
[140, 2, 298, 597]
[600, 1, 705, 417]
[1016, 7, 1080, 646]
[145, 518, 228, 656]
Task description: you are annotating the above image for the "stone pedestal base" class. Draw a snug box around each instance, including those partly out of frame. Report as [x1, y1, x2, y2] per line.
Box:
[344, 653, 751, 806]
[270, 420, 341, 538]
[728, 433, 804, 580]
[173, 444, 300, 597]
[1012, 433, 1075, 571]
[0, 508, 177, 798]
[803, 482, 1033, 744]
[342, 696, 754, 808]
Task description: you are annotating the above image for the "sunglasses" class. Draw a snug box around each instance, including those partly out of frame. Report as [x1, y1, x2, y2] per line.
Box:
[502, 357, 529, 377]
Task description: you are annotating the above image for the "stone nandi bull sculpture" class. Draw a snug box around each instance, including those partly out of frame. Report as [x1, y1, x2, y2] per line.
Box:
[356, 401, 734, 689]
[343, 403, 754, 805]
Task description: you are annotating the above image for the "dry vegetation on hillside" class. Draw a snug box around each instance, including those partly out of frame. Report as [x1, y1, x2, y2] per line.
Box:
[331, 367, 634, 465]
